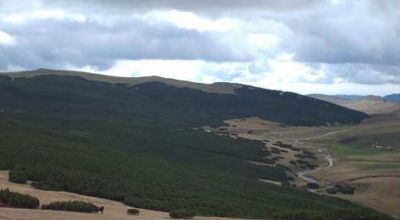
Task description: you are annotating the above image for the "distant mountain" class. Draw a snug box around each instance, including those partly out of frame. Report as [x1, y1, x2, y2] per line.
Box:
[309, 94, 400, 115]
[309, 94, 381, 101]
[384, 94, 400, 102]
[334, 95, 365, 100]
[308, 94, 352, 105]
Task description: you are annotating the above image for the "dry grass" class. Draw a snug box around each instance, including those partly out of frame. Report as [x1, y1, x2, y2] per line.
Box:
[224, 117, 347, 144]
[218, 116, 400, 218]
[335, 177, 400, 219]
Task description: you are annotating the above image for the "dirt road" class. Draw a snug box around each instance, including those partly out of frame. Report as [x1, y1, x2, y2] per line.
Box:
[301, 129, 352, 141]
[296, 150, 334, 185]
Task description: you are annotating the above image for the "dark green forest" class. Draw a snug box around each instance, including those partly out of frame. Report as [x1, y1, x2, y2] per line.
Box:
[41, 200, 98, 213]
[0, 74, 387, 219]
[0, 188, 40, 209]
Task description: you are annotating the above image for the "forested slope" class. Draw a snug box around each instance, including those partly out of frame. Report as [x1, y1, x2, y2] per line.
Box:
[0, 73, 386, 219]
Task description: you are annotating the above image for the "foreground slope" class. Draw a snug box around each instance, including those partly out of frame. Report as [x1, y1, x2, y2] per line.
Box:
[0, 171, 235, 220]
[0, 70, 387, 219]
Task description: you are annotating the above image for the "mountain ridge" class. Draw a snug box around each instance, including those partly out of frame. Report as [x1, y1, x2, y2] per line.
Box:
[1, 69, 368, 126]
[309, 94, 400, 115]
[1, 68, 238, 94]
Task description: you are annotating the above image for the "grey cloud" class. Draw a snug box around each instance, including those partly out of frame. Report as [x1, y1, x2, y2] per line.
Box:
[0, 18, 253, 70]
[298, 63, 400, 85]
[278, 1, 400, 66]
[18, 0, 321, 14]
[0, 0, 399, 87]
[288, 18, 400, 65]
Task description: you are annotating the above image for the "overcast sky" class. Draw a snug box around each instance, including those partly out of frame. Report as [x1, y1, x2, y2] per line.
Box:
[0, 0, 399, 95]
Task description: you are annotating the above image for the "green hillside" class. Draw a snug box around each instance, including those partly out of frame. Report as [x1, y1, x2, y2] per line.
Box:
[0, 72, 387, 219]
[1, 69, 368, 126]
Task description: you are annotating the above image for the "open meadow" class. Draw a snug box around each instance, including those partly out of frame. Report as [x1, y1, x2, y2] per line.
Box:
[213, 114, 400, 219]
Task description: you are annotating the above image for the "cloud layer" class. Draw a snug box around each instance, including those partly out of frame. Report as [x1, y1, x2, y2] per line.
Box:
[0, 0, 399, 95]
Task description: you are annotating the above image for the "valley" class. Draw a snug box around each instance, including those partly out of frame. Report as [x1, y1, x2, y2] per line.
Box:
[0, 69, 395, 220]
[2, 2, 399, 219]
[207, 112, 400, 219]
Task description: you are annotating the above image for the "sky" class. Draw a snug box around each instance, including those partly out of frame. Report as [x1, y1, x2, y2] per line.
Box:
[0, 0, 399, 95]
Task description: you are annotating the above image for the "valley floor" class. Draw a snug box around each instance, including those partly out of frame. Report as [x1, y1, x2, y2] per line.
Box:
[0, 171, 241, 220]
[211, 116, 400, 219]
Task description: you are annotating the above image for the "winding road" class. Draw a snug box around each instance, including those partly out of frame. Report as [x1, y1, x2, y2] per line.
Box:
[297, 151, 333, 185]
[295, 128, 351, 185]
[301, 128, 353, 141]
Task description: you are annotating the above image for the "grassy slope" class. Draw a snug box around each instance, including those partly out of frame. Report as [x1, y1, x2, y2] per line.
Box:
[328, 121, 400, 158]
[308, 115, 400, 219]
[0, 74, 388, 219]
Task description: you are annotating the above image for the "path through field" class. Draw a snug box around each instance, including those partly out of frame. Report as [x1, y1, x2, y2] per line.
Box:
[296, 150, 334, 185]
[301, 129, 353, 141]
[295, 128, 350, 186]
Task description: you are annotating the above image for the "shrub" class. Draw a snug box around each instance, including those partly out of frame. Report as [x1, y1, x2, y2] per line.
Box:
[326, 187, 337, 194]
[273, 142, 293, 148]
[272, 209, 323, 220]
[0, 188, 39, 209]
[277, 164, 292, 172]
[296, 160, 318, 169]
[334, 184, 355, 194]
[261, 158, 276, 164]
[169, 209, 196, 219]
[333, 209, 388, 220]
[127, 208, 140, 215]
[338, 137, 358, 144]
[9, 170, 28, 184]
[296, 159, 306, 165]
[302, 151, 317, 160]
[294, 152, 316, 160]
[272, 156, 282, 162]
[271, 147, 281, 154]
[305, 163, 318, 169]
[41, 200, 98, 213]
[291, 147, 301, 152]
[261, 149, 271, 157]
[307, 182, 320, 189]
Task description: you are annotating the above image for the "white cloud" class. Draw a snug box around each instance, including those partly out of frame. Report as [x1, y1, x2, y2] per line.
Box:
[75, 59, 250, 85]
[0, 30, 16, 46]
[144, 10, 240, 32]
[83, 59, 205, 81]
